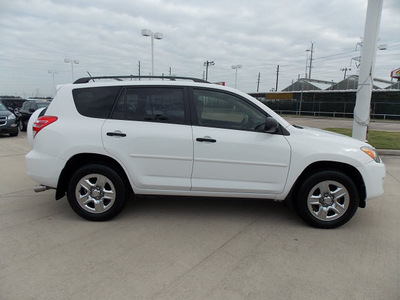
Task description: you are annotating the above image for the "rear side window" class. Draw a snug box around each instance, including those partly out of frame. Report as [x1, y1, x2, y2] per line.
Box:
[73, 87, 120, 118]
[111, 87, 185, 124]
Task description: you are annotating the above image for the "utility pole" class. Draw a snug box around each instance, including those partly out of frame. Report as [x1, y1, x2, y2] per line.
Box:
[257, 72, 261, 92]
[138, 61, 141, 79]
[305, 49, 310, 78]
[204, 60, 215, 81]
[308, 42, 315, 79]
[352, 0, 383, 141]
[169, 67, 172, 76]
[341, 67, 351, 79]
[275, 65, 280, 92]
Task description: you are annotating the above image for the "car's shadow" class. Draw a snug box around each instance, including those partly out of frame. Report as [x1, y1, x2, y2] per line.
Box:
[120, 194, 301, 226]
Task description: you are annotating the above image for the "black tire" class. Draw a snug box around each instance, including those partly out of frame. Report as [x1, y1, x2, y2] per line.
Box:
[67, 164, 127, 221]
[296, 170, 359, 229]
[19, 119, 26, 131]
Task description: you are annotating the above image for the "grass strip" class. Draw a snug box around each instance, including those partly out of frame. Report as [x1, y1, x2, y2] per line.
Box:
[324, 128, 400, 150]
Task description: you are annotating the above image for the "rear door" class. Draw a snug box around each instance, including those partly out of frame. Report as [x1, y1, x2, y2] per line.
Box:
[102, 86, 194, 191]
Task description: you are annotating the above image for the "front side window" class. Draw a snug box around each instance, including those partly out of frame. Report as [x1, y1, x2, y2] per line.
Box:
[194, 89, 267, 131]
[111, 87, 185, 124]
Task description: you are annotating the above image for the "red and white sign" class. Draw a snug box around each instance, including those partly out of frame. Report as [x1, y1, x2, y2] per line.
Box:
[390, 67, 400, 79]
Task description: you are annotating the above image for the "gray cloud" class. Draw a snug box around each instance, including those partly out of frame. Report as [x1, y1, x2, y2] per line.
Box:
[0, 0, 399, 97]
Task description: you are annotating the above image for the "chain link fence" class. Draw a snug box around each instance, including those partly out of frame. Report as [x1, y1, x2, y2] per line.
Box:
[254, 90, 400, 121]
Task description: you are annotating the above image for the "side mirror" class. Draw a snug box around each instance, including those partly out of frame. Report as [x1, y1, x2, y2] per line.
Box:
[264, 117, 279, 134]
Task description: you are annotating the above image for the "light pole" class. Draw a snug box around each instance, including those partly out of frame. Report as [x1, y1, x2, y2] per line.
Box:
[341, 67, 352, 79]
[231, 64, 242, 89]
[203, 61, 215, 81]
[64, 59, 79, 82]
[48, 70, 58, 96]
[141, 29, 163, 76]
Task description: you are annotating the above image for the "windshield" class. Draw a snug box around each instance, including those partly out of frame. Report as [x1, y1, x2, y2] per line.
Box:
[37, 102, 50, 109]
[0, 102, 8, 111]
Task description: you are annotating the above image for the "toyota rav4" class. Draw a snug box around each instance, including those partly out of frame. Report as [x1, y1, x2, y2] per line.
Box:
[25, 76, 385, 228]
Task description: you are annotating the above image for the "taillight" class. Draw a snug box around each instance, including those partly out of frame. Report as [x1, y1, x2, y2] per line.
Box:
[33, 116, 58, 137]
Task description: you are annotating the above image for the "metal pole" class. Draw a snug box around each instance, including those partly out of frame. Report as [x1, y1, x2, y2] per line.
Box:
[151, 33, 154, 76]
[352, 0, 383, 141]
[205, 61, 209, 81]
[71, 61, 74, 82]
[276, 65, 279, 91]
[305, 50, 310, 78]
[308, 42, 314, 79]
[204, 61, 215, 81]
[234, 68, 238, 88]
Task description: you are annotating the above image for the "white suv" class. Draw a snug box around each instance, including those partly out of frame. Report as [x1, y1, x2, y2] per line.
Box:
[26, 76, 385, 228]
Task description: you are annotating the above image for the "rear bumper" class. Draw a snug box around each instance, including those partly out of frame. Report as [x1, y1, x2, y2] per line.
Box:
[25, 150, 65, 188]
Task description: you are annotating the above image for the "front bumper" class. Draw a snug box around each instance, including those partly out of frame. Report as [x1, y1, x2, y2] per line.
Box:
[0, 121, 18, 134]
[358, 159, 386, 201]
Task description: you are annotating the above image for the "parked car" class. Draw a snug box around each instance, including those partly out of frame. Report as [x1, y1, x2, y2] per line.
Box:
[0, 102, 18, 136]
[25, 76, 385, 228]
[0, 98, 25, 117]
[18, 100, 50, 131]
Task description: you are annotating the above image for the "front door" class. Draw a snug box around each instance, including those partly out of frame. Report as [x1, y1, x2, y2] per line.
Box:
[191, 88, 291, 195]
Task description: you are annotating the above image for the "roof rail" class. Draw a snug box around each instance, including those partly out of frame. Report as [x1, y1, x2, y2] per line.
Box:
[74, 75, 209, 84]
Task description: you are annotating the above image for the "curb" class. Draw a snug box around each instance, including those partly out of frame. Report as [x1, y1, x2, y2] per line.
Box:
[377, 149, 400, 156]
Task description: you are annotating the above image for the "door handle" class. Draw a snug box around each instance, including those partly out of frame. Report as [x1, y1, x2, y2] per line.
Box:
[107, 131, 127, 137]
[196, 137, 216, 143]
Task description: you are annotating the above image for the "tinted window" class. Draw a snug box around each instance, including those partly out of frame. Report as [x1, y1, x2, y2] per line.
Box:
[37, 102, 50, 109]
[24, 102, 32, 110]
[111, 87, 185, 124]
[194, 89, 267, 131]
[0, 102, 7, 111]
[73, 87, 120, 118]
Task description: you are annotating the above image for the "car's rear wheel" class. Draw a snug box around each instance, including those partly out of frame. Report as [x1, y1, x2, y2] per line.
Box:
[296, 170, 359, 229]
[67, 164, 127, 221]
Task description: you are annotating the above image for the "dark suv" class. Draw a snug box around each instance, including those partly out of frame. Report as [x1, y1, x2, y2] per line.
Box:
[18, 100, 50, 131]
[0, 102, 18, 136]
[0, 98, 26, 117]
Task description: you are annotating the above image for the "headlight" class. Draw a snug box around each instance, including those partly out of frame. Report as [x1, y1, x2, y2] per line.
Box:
[361, 146, 380, 163]
[7, 114, 16, 121]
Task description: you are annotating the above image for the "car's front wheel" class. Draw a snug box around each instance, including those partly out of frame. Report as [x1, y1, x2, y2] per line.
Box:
[67, 164, 127, 221]
[19, 119, 26, 131]
[296, 170, 359, 229]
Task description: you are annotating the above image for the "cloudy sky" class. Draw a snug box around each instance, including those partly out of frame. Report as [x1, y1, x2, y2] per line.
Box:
[1, 0, 399, 97]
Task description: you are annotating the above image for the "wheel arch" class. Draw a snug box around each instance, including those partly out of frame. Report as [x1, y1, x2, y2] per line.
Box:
[288, 161, 366, 208]
[56, 153, 132, 200]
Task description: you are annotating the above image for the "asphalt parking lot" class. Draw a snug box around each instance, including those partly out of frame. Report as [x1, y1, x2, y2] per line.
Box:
[1, 118, 399, 299]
